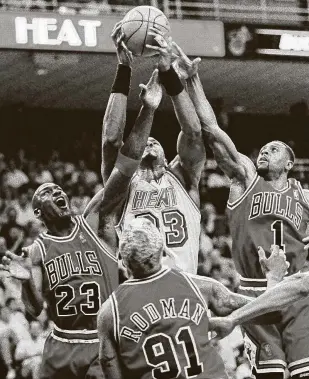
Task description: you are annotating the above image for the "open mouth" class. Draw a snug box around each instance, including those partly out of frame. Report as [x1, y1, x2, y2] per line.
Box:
[258, 159, 268, 164]
[55, 197, 67, 209]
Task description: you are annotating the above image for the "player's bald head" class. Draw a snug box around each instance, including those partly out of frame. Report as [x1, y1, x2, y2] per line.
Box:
[32, 183, 54, 210]
[119, 218, 163, 278]
[271, 141, 295, 163]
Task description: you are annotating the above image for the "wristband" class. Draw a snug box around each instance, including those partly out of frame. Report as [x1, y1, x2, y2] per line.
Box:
[111, 64, 132, 96]
[159, 66, 184, 97]
[115, 152, 140, 177]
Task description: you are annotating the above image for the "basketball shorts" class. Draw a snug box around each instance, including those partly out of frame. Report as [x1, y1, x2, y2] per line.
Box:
[238, 277, 309, 377]
[40, 328, 102, 379]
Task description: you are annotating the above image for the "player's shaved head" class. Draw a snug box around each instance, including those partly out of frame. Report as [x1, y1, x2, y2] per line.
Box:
[119, 218, 163, 278]
[32, 183, 54, 210]
[272, 141, 295, 163]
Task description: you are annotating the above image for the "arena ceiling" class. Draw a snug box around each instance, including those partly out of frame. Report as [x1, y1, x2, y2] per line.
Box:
[0, 50, 308, 114]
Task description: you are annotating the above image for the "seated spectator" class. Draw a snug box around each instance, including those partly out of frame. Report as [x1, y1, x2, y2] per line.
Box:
[15, 321, 45, 379]
[35, 163, 53, 185]
[14, 188, 36, 227]
[6, 298, 31, 342]
[0, 207, 24, 251]
[70, 183, 91, 215]
[3, 159, 29, 190]
[0, 305, 16, 379]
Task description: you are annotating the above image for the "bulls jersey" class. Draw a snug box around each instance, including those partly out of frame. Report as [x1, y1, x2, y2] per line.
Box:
[115, 171, 201, 274]
[35, 215, 118, 337]
[111, 267, 227, 379]
[227, 174, 309, 278]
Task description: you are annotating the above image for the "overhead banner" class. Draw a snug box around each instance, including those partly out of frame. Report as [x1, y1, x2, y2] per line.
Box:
[225, 23, 309, 59]
[0, 11, 225, 57]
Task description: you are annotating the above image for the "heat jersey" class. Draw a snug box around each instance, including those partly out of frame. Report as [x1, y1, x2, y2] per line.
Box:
[111, 267, 227, 379]
[115, 171, 201, 274]
[227, 173, 309, 278]
[35, 215, 118, 335]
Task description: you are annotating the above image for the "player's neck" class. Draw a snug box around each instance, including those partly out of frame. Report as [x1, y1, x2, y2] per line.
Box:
[264, 174, 289, 191]
[138, 163, 166, 182]
[45, 217, 75, 237]
[133, 264, 163, 279]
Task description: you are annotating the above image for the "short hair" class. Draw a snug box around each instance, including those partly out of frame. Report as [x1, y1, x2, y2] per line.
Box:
[119, 218, 163, 278]
[273, 141, 295, 163]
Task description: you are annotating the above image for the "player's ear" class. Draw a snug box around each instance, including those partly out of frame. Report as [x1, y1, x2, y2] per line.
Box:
[164, 158, 168, 167]
[34, 208, 41, 218]
[286, 160, 294, 171]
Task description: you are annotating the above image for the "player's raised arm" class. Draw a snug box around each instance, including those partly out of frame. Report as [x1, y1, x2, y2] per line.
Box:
[191, 245, 289, 316]
[210, 272, 309, 339]
[172, 42, 255, 183]
[97, 298, 124, 379]
[101, 22, 133, 185]
[97, 70, 163, 246]
[0, 245, 44, 318]
[146, 29, 206, 201]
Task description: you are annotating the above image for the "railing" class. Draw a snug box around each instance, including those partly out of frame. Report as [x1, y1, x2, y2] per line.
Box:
[1, 0, 309, 26]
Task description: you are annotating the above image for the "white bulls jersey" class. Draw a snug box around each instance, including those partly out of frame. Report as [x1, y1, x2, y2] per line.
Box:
[116, 170, 201, 274]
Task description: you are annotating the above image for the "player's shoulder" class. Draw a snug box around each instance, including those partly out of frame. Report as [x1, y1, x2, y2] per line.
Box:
[27, 240, 44, 265]
[303, 189, 309, 203]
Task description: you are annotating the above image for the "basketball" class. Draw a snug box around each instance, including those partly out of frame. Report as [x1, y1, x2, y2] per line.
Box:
[121, 6, 170, 57]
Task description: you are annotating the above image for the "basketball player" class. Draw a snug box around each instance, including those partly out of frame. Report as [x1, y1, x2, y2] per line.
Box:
[171, 44, 309, 378]
[98, 23, 206, 275]
[97, 218, 309, 379]
[0, 69, 163, 379]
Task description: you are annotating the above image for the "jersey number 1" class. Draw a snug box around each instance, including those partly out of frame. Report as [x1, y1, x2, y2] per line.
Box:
[271, 220, 286, 252]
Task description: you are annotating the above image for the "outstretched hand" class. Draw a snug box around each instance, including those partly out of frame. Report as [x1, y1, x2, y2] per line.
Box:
[139, 69, 163, 110]
[209, 316, 235, 339]
[146, 26, 173, 71]
[111, 21, 133, 67]
[0, 248, 32, 281]
[171, 41, 201, 80]
[258, 245, 289, 282]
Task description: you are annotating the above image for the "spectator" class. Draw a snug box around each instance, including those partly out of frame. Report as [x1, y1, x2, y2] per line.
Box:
[0, 207, 24, 251]
[6, 298, 31, 342]
[0, 305, 16, 379]
[15, 321, 45, 379]
[35, 163, 53, 185]
[14, 188, 36, 227]
[3, 159, 29, 190]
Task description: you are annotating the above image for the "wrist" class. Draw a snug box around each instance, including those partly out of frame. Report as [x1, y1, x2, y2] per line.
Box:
[266, 273, 282, 287]
[111, 64, 132, 96]
[159, 66, 184, 97]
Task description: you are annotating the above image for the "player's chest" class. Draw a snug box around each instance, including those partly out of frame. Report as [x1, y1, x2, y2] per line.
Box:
[129, 181, 179, 211]
[247, 190, 309, 230]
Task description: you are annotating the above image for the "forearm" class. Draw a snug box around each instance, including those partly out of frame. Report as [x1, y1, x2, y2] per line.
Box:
[121, 106, 155, 160]
[22, 277, 44, 318]
[230, 273, 309, 326]
[101, 64, 131, 183]
[186, 74, 218, 130]
[171, 90, 201, 137]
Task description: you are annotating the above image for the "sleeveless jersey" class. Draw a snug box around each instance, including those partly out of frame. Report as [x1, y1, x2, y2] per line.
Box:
[35, 215, 118, 334]
[115, 171, 201, 274]
[111, 267, 227, 379]
[227, 174, 309, 278]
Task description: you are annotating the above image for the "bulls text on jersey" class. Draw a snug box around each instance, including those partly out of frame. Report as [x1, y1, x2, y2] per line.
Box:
[249, 191, 303, 229]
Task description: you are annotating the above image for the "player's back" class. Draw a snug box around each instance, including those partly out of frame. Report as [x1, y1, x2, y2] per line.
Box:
[112, 267, 227, 379]
[227, 174, 309, 279]
[116, 170, 201, 274]
[36, 215, 118, 341]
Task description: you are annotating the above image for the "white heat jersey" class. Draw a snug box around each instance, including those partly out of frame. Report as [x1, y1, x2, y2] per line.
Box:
[115, 170, 201, 274]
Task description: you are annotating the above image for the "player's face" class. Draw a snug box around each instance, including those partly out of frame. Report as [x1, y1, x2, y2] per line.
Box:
[257, 142, 291, 176]
[142, 138, 166, 165]
[34, 183, 71, 222]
